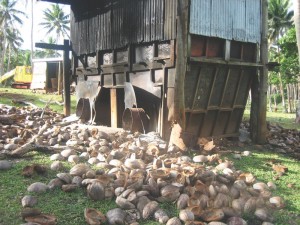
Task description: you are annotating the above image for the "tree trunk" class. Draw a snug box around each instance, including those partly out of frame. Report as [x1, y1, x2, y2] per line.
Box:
[295, 0, 300, 65]
[276, 46, 287, 113]
[0, 26, 7, 76]
[296, 99, 300, 123]
[31, 0, 34, 65]
[273, 88, 278, 112]
[293, 83, 298, 112]
[268, 85, 272, 112]
[294, 0, 300, 119]
[6, 45, 11, 72]
[287, 84, 291, 113]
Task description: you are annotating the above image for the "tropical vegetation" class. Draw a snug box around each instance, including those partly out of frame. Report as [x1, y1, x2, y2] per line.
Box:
[0, 0, 25, 76]
[39, 3, 70, 42]
[267, 0, 297, 113]
[0, 1, 69, 79]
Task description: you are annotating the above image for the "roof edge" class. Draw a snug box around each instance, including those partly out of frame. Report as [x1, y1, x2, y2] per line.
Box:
[38, 0, 71, 5]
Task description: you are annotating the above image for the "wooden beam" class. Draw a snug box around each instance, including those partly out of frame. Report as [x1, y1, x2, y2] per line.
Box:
[189, 57, 263, 68]
[35, 40, 72, 116]
[110, 88, 118, 128]
[58, 61, 63, 95]
[225, 40, 231, 61]
[35, 42, 71, 51]
[63, 39, 71, 116]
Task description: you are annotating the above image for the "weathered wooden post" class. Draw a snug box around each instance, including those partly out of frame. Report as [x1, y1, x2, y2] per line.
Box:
[63, 40, 71, 116]
[35, 40, 72, 116]
[250, 0, 268, 143]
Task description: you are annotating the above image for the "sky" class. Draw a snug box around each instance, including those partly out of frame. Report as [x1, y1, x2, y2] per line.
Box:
[16, 1, 70, 50]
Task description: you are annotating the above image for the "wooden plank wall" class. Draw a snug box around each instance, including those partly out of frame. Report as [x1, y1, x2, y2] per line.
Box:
[71, 0, 177, 56]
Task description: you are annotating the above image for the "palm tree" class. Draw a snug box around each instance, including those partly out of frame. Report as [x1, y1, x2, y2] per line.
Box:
[268, 0, 293, 45]
[5, 27, 23, 71]
[34, 37, 61, 58]
[0, 0, 25, 75]
[39, 4, 70, 43]
[24, 0, 34, 65]
[295, 1, 300, 64]
[268, 0, 293, 112]
[23, 51, 31, 66]
[293, 0, 300, 121]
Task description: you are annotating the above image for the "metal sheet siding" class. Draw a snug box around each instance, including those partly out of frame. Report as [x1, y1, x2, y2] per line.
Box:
[211, 0, 227, 39]
[232, 0, 246, 41]
[190, 0, 261, 43]
[190, 0, 211, 37]
[246, 0, 261, 43]
[71, 0, 177, 55]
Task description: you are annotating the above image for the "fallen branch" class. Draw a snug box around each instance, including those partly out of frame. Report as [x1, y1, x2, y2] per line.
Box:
[11, 100, 38, 109]
[9, 117, 80, 157]
[39, 99, 64, 106]
[41, 98, 53, 119]
[10, 124, 50, 157]
[0, 114, 25, 125]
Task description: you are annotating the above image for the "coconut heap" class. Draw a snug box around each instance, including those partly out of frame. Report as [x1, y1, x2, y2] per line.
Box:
[0, 104, 285, 225]
[241, 121, 300, 159]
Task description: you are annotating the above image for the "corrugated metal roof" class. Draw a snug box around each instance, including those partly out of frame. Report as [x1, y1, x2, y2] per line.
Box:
[190, 0, 261, 43]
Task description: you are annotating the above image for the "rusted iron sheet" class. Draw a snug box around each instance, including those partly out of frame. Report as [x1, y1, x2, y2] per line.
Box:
[190, 0, 261, 43]
[164, 0, 177, 40]
[71, 0, 177, 56]
[122, 108, 150, 133]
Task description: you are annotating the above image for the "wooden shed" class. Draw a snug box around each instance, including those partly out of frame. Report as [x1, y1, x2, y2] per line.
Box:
[41, 0, 268, 145]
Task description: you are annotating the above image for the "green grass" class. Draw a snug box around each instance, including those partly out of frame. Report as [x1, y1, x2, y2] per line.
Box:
[1, 149, 300, 225]
[225, 146, 300, 225]
[243, 108, 300, 130]
[0, 152, 118, 225]
[0, 87, 76, 114]
[0, 152, 175, 225]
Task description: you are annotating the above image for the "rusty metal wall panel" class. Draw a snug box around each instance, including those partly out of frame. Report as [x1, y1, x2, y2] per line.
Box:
[190, 0, 261, 43]
[164, 0, 177, 40]
[71, 0, 176, 55]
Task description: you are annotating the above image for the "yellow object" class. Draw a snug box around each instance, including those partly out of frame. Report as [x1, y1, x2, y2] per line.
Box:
[13, 66, 32, 83]
[0, 68, 16, 83]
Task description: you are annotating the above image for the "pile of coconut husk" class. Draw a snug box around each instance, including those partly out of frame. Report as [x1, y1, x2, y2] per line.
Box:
[0, 104, 285, 225]
[240, 121, 300, 159]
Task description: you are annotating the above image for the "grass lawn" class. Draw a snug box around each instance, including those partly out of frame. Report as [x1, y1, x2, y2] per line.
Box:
[243, 108, 300, 130]
[1, 148, 299, 225]
[0, 88, 300, 224]
[0, 87, 77, 114]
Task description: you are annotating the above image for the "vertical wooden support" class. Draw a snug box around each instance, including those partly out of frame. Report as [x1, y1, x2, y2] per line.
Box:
[250, 0, 268, 143]
[174, 0, 189, 128]
[35, 40, 72, 116]
[225, 40, 231, 61]
[110, 88, 118, 128]
[58, 61, 62, 95]
[63, 39, 71, 116]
